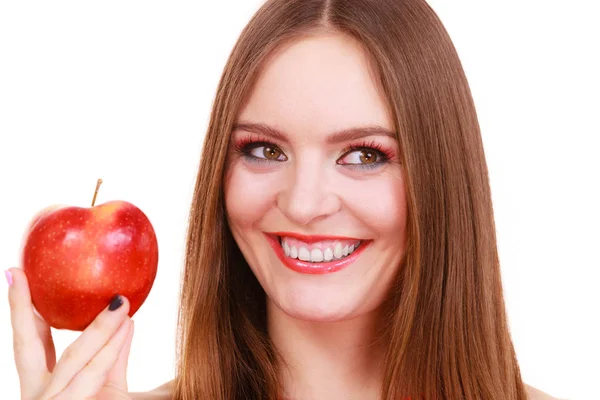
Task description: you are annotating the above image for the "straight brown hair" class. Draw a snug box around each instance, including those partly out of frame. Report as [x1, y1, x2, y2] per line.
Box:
[174, 0, 527, 399]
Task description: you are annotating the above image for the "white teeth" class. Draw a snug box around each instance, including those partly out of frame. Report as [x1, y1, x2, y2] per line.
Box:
[323, 248, 333, 261]
[310, 248, 324, 262]
[298, 247, 311, 261]
[333, 243, 343, 259]
[279, 238, 362, 263]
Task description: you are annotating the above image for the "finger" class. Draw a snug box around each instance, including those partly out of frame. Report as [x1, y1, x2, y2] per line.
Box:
[57, 318, 133, 399]
[34, 311, 56, 372]
[105, 319, 135, 390]
[7, 268, 51, 393]
[41, 295, 130, 398]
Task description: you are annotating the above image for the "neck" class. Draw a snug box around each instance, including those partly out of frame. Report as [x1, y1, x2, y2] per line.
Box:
[267, 301, 384, 400]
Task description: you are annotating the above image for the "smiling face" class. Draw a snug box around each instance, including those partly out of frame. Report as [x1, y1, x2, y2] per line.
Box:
[224, 32, 408, 322]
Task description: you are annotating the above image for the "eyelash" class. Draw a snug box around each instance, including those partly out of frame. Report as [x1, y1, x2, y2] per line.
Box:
[233, 134, 395, 170]
[341, 140, 395, 170]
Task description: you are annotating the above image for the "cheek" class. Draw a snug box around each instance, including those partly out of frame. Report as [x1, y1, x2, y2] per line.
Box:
[340, 172, 407, 238]
[224, 162, 281, 228]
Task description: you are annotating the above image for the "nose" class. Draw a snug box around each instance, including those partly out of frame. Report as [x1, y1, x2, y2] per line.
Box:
[276, 158, 341, 226]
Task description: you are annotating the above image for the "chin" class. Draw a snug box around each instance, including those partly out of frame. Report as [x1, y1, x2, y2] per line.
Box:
[272, 286, 366, 322]
[280, 304, 357, 323]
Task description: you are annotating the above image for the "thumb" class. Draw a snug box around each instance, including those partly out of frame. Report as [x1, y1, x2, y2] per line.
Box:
[7, 268, 52, 391]
[105, 319, 135, 391]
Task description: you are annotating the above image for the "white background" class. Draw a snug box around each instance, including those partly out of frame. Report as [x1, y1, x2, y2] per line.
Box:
[0, 1, 598, 399]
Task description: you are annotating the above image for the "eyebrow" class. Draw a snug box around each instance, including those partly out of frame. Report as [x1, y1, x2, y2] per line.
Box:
[232, 121, 396, 144]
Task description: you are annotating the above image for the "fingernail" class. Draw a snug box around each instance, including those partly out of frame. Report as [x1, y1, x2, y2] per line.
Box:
[108, 295, 123, 311]
[5, 270, 13, 287]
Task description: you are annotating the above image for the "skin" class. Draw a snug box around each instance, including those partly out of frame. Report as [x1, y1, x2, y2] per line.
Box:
[224, 33, 407, 399]
[8, 31, 559, 400]
[7, 267, 135, 400]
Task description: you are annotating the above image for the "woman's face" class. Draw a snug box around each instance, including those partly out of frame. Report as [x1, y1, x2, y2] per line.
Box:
[225, 33, 407, 322]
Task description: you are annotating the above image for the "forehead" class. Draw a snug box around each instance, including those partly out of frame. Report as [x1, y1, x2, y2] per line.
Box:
[237, 33, 394, 140]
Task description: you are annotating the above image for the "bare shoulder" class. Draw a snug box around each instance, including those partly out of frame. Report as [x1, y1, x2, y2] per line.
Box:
[130, 380, 175, 400]
[525, 384, 562, 400]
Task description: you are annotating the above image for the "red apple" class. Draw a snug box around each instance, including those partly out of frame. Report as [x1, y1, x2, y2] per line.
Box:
[21, 196, 158, 331]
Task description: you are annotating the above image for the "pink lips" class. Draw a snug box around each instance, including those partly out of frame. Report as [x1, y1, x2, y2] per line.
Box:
[264, 232, 370, 275]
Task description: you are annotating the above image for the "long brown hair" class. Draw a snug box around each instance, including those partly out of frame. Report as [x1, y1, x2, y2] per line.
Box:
[174, 0, 527, 399]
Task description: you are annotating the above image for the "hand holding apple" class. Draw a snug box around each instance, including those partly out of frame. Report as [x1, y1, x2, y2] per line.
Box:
[7, 268, 135, 399]
[21, 179, 159, 331]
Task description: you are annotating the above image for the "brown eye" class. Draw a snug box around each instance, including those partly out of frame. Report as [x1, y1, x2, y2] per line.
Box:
[359, 150, 377, 164]
[341, 149, 380, 165]
[263, 146, 282, 160]
[337, 146, 388, 170]
[246, 143, 287, 162]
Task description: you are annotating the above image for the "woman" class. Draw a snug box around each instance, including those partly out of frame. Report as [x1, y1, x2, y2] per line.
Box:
[7, 0, 559, 399]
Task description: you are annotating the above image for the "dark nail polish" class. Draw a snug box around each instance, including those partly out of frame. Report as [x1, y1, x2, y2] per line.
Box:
[108, 295, 123, 311]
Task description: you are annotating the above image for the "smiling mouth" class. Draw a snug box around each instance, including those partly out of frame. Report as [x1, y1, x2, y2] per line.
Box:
[276, 235, 362, 263]
[265, 233, 369, 274]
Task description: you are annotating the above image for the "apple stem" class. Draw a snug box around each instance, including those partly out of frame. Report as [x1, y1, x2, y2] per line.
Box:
[92, 179, 103, 207]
